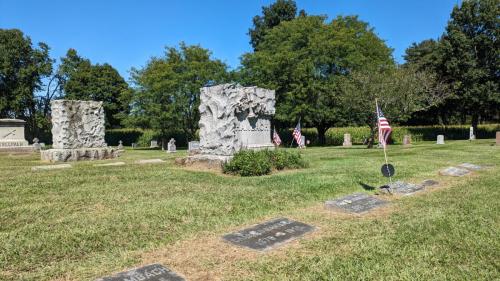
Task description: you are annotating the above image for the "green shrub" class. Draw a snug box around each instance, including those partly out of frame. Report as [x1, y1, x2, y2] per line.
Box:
[223, 150, 272, 176]
[224, 149, 308, 176]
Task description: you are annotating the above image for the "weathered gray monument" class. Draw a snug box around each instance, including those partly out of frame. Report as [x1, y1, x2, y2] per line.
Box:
[183, 83, 275, 167]
[0, 119, 34, 152]
[41, 100, 119, 162]
[343, 133, 352, 147]
[167, 138, 176, 153]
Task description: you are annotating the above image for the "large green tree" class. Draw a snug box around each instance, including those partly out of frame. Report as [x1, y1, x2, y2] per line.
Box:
[241, 15, 394, 144]
[248, 0, 302, 50]
[338, 65, 448, 147]
[59, 49, 131, 128]
[0, 29, 52, 137]
[440, 0, 499, 131]
[130, 43, 229, 143]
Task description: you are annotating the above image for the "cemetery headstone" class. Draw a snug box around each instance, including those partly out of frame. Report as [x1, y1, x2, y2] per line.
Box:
[40, 100, 119, 162]
[0, 119, 34, 153]
[439, 166, 470, 177]
[403, 134, 412, 147]
[469, 127, 475, 140]
[95, 264, 185, 281]
[325, 193, 389, 213]
[131, 143, 137, 149]
[167, 138, 176, 153]
[185, 84, 275, 167]
[496, 131, 500, 146]
[117, 140, 124, 150]
[300, 135, 306, 148]
[436, 135, 445, 145]
[150, 140, 159, 148]
[223, 217, 314, 251]
[458, 163, 482, 171]
[32, 138, 41, 151]
[343, 133, 352, 147]
[188, 141, 200, 155]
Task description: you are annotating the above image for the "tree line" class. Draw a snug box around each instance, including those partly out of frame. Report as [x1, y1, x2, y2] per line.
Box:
[1, 0, 498, 145]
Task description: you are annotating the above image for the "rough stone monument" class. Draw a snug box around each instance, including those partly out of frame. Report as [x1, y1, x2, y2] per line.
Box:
[184, 84, 275, 167]
[436, 135, 445, 145]
[469, 127, 475, 140]
[403, 134, 412, 147]
[343, 133, 352, 147]
[41, 100, 119, 162]
[167, 138, 176, 153]
[0, 119, 34, 153]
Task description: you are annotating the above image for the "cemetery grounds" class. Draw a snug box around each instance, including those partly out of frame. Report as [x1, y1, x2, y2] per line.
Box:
[0, 140, 499, 280]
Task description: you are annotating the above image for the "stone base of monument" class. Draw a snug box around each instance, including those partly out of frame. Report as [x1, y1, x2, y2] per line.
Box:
[177, 154, 232, 170]
[41, 147, 120, 162]
[0, 140, 37, 154]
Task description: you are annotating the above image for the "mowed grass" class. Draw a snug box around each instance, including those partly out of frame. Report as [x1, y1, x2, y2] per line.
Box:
[0, 140, 499, 280]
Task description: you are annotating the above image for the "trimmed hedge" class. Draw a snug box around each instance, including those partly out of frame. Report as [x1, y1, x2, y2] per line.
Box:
[106, 124, 500, 147]
[223, 149, 308, 176]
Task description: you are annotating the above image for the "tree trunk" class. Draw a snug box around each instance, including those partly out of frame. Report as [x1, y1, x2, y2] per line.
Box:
[367, 124, 376, 149]
[317, 126, 327, 145]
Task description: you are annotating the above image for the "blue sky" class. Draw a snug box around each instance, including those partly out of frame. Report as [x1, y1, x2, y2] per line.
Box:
[1, 0, 460, 80]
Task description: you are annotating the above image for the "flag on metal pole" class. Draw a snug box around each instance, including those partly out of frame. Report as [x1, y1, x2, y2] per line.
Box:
[376, 103, 392, 148]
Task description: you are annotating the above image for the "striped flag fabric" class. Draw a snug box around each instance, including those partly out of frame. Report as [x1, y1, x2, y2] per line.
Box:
[273, 127, 282, 146]
[376, 105, 392, 147]
[292, 120, 302, 146]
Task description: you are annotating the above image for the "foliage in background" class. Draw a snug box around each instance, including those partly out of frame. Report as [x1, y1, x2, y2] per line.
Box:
[404, 0, 500, 128]
[105, 128, 192, 147]
[248, 0, 302, 50]
[240, 15, 394, 144]
[0, 29, 52, 139]
[129, 43, 230, 147]
[59, 49, 132, 128]
[223, 149, 307, 176]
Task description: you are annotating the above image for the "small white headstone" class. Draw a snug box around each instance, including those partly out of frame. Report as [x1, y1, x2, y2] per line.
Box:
[300, 136, 306, 148]
[403, 135, 411, 147]
[117, 140, 124, 150]
[343, 133, 352, 147]
[150, 140, 158, 148]
[436, 135, 445, 145]
[469, 127, 475, 140]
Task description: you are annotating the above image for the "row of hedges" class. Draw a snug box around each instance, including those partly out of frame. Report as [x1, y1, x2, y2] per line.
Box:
[106, 124, 500, 147]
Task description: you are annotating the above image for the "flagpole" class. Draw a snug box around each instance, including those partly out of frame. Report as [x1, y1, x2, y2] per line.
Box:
[376, 99, 392, 184]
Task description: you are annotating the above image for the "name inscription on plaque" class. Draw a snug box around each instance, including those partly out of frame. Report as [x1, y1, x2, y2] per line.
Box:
[95, 264, 184, 281]
[223, 217, 315, 251]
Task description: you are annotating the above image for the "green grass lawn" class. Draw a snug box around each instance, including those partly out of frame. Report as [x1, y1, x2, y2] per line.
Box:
[0, 140, 499, 280]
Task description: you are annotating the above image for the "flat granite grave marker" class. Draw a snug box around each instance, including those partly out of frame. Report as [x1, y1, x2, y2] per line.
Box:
[136, 159, 165, 164]
[94, 162, 126, 167]
[421, 179, 439, 187]
[325, 193, 389, 213]
[387, 181, 424, 195]
[223, 217, 314, 251]
[439, 166, 470, 177]
[31, 164, 72, 171]
[95, 264, 184, 281]
[458, 163, 482, 171]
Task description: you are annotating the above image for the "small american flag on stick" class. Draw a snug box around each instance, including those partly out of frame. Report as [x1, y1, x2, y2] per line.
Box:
[376, 104, 392, 148]
[292, 120, 302, 146]
[273, 127, 282, 146]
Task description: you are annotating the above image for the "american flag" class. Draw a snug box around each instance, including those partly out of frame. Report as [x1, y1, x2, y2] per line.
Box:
[376, 104, 392, 147]
[273, 127, 282, 146]
[292, 120, 302, 146]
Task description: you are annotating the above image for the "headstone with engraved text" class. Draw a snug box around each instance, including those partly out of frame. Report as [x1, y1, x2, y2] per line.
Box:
[325, 193, 389, 213]
[95, 264, 184, 281]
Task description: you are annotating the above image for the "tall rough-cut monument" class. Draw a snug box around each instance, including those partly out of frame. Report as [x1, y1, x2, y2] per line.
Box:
[184, 83, 275, 167]
[41, 100, 119, 162]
